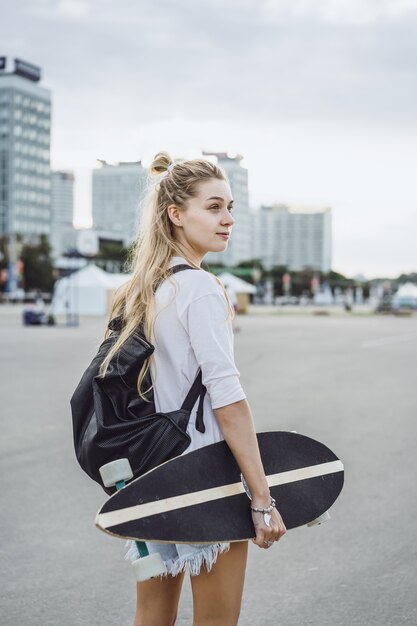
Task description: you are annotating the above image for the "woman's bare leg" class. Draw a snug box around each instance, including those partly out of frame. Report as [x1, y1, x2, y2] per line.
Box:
[134, 572, 185, 626]
[190, 541, 248, 626]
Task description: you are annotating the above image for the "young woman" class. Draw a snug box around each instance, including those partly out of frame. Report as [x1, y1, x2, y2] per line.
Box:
[103, 152, 286, 626]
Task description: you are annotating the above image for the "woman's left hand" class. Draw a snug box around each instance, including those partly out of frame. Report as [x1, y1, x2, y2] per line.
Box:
[251, 505, 287, 549]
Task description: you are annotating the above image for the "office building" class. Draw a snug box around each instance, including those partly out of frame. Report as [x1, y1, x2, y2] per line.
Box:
[92, 160, 147, 246]
[50, 170, 76, 259]
[202, 152, 251, 267]
[252, 204, 332, 272]
[0, 57, 52, 241]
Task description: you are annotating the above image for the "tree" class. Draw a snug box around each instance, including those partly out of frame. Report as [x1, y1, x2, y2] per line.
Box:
[235, 259, 265, 272]
[290, 268, 324, 297]
[397, 272, 417, 284]
[0, 236, 7, 271]
[20, 234, 55, 292]
[267, 265, 288, 297]
[94, 241, 131, 273]
[201, 261, 226, 274]
[0, 236, 8, 292]
[326, 270, 354, 291]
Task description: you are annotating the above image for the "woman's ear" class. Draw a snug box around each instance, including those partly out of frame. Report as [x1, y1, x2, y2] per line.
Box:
[167, 204, 182, 227]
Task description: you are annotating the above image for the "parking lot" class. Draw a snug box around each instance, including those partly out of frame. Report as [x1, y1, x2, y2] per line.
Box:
[1, 306, 416, 625]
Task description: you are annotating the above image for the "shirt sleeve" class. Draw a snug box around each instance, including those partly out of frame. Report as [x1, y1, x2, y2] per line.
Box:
[180, 292, 247, 409]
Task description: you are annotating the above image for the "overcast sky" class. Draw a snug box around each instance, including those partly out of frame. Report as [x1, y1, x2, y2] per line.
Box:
[2, 0, 417, 277]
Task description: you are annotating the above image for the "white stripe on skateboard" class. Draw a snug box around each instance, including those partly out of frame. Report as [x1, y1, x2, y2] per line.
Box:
[96, 460, 343, 530]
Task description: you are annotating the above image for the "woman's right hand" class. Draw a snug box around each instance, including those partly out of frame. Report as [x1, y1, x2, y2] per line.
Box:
[251, 504, 287, 549]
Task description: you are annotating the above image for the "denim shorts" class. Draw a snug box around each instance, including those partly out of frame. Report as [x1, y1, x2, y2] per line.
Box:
[125, 539, 230, 577]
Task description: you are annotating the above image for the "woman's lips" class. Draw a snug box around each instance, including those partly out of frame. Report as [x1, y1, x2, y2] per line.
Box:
[217, 233, 230, 239]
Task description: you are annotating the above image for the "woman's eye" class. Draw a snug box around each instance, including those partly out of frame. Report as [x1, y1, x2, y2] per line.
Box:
[209, 205, 234, 212]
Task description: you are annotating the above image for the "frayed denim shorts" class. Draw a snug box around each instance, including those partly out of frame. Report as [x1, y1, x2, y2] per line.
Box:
[125, 539, 230, 577]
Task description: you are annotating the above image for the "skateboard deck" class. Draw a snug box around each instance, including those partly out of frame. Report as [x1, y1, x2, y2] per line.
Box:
[95, 431, 344, 543]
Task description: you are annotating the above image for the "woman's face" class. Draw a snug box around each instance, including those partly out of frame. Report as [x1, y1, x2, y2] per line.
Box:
[168, 178, 235, 266]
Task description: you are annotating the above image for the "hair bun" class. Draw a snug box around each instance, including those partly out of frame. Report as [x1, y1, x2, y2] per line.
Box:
[149, 151, 173, 176]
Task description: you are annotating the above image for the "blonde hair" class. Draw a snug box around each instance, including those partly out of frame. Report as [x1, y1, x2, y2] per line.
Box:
[99, 151, 235, 401]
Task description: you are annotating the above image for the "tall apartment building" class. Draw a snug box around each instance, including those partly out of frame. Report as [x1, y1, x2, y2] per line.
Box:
[50, 170, 76, 259]
[0, 57, 52, 242]
[92, 160, 147, 246]
[252, 204, 332, 272]
[202, 152, 251, 267]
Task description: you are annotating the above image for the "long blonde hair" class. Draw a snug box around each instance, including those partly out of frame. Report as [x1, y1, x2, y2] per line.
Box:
[99, 151, 235, 401]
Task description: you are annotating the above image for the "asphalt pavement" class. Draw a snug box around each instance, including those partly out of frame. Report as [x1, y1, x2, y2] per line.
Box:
[1, 306, 416, 625]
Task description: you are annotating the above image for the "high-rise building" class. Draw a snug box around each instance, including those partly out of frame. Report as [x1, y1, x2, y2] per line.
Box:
[0, 57, 52, 242]
[252, 204, 332, 272]
[202, 152, 251, 267]
[92, 160, 147, 246]
[50, 170, 76, 259]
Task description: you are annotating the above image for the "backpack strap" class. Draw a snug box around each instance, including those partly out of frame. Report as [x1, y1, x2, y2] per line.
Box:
[195, 384, 207, 433]
[108, 263, 207, 433]
[165, 264, 206, 433]
[167, 263, 199, 278]
[180, 369, 206, 434]
[108, 264, 199, 331]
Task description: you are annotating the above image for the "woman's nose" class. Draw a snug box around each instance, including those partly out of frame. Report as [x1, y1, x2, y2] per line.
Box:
[222, 210, 235, 225]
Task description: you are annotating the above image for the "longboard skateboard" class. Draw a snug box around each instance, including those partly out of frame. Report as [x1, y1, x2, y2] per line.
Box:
[96, 431, 344, 545]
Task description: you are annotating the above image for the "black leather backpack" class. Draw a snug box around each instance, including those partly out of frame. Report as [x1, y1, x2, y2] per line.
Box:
[70, 264, 206, 492]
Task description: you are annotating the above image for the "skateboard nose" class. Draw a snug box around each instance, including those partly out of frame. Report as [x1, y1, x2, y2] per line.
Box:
[307, 510, 331, 526]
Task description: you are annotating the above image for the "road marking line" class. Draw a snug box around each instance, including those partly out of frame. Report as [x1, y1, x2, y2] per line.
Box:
[362, 333, 417, 348]
[96, 460, 344, 529]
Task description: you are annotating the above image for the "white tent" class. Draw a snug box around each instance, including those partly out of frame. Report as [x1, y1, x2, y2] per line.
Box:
[392, 282, 417, 309]
[314, 283, 334, 306]
[218, 272, 256, 312]
[217, 272, 256, 295]
[51, 264, 130, 316]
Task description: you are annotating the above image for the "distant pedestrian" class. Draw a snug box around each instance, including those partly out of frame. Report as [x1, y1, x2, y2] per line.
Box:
[224, 280, 241, 332]
[34, 289, 45, 311]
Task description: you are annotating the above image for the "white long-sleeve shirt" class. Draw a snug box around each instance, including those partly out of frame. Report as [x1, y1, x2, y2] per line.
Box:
[150, 256, 246, 452]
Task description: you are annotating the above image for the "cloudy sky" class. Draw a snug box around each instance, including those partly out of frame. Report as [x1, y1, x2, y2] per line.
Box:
[2, 0, 417, 277]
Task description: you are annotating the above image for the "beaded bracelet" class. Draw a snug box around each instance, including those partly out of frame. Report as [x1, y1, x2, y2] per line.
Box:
[250, 497, 276, 514]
